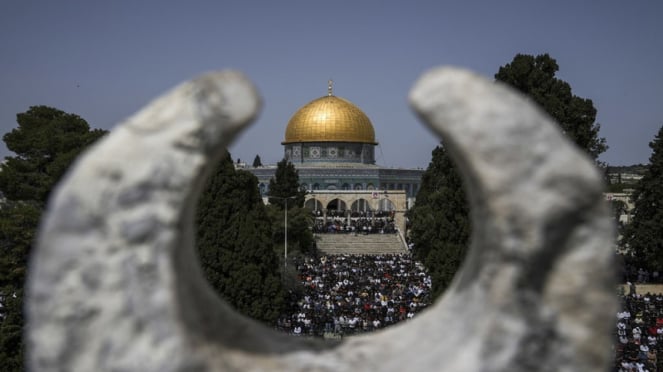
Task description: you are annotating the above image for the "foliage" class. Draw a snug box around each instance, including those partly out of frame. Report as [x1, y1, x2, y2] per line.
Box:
[266, 159, 313, 257]
[495, 54, 607, 160]
[606, 183, 631, 193]
[267, 204, 314, 257]
[0, 106, 106, 205]
[196, 152, 285, 324]
[622, 126, 663, 268]
[0, 202, 40, 371]
[607, 164, 648, 175]
[267, 159, 306, 209]
[408, 146, 470, 299]
[610, 199, 628, 222]
[252, 154, 262, 168]
[0, 106, 106, 371]
[0, 202, 40, 290]
[605, 164, 647, 192]
[0, 288, 24, 372]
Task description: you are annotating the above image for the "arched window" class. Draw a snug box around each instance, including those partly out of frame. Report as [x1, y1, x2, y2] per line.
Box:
[379, 198, 395, 211]
[351, 199, 372, 213]
[326, 199, 347, 217]
[304, 198, 323, 212]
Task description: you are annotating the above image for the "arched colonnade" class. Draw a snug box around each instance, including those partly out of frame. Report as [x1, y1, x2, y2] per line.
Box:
[304, 190, 407, 234]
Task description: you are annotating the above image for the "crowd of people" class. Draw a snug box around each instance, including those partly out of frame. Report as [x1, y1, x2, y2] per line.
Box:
[274, 253, 432, 337]
[621, 264, 661, 284]
[312, 218, 397, 234]
[311, 209, 398, 234]
[271, 247, 655, 370]
[614, 290, 663, 371]
[318, 209, 394, 219]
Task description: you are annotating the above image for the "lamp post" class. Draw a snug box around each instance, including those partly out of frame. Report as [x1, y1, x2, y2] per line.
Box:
[270, 195, 297, 268]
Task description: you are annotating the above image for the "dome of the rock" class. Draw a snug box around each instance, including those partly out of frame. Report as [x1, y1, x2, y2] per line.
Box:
[245, 80, 425, 237]
[283, 95, 376, 145]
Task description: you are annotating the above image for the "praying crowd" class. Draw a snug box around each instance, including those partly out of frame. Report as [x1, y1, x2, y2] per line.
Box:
[275, 253, 432, 337]
[621, 264, 662, 284]
[311, 210, 398, 234]
[614, 290, 663, 372]
[270, 247, 660, 371]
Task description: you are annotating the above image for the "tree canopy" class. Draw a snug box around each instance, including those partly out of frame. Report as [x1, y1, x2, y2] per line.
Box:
[407, 145, 470, 299]
[410, 53, 610, 300]
[252, 154, 262, 168]
[495, 53, 607, 160]
[0, 201, 40, 371]
[266, 158, 313, 258]
[196, 152, 285, 323]
[0, 106, 106, 205]
[0, 106, 106, 371]
[622, 125, 663, 268]
[267, 158, 306, 209]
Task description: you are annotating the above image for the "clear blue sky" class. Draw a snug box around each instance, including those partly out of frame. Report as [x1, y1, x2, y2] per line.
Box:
[1, 0, 661, 168]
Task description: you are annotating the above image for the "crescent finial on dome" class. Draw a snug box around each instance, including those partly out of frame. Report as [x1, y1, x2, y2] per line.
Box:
[328, 79, 333, 96]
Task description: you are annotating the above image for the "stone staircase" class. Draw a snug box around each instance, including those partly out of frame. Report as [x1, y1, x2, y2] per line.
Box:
[315, 232, 408, 255]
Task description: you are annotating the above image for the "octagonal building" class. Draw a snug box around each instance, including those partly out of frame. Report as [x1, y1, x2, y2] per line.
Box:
[282, 92, 378, 165]
[245, 82, 424, 232]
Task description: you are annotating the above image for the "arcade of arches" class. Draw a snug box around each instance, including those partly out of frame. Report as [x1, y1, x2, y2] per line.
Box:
[303, 190, 407, 234]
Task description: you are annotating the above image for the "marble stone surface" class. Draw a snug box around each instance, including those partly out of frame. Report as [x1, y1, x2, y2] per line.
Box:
[26, 68, 615, 371]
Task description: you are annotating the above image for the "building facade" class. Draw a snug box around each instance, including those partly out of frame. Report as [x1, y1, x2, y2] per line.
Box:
[243, 82, 425, 233]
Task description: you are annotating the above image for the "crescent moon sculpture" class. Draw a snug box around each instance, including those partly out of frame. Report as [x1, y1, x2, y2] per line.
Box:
[26, 68, 616, 371]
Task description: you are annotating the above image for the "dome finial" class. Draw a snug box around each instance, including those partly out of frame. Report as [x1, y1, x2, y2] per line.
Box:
[328, 79, 333, 96]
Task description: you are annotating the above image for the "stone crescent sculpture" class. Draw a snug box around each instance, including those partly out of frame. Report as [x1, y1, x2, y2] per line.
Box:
[27, 68, 616, 371]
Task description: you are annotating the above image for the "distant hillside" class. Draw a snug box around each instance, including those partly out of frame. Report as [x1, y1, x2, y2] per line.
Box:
[607, 164, 648, 175]
[605, 164, 647, 192]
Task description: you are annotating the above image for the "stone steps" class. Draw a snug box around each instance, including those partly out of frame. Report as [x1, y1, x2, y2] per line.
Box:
[315, 233, 407, 255]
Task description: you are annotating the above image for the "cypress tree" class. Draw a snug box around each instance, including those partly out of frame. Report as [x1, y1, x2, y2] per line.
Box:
[196, 152, 284, 323]
[252, 154, 262, 168]
[622, 126, 663, 268]
[266, 158, 313, 258]
[408, 145, 470, 299]
[267, 159, 306, 209]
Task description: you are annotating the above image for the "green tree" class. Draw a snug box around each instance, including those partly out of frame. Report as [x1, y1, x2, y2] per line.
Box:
[252, 154, 262, 168]
[622, 125, 663, 268]
[266, 159, 313, 257]
[408, 145, 470, 299]
[267, 205, 314, 257]
[0, 106, 106, 372]
[0, 201, 40, 371]
[267, 159, 306, 209]
[0, 106, 106, 205]
[196, 152, 284, 324]
[495, 54, 607, 160]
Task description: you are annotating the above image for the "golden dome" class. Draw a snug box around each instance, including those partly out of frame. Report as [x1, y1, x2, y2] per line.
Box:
[283, 95, 377, 144]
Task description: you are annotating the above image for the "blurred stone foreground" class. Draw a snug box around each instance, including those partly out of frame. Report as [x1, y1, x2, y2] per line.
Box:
[25, 68, 616, 372]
